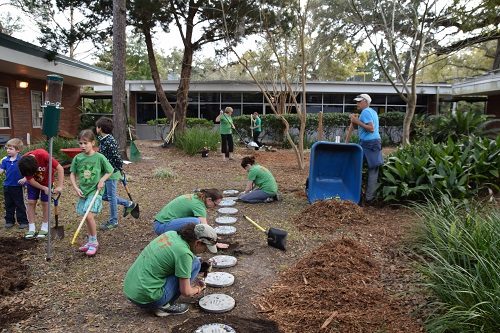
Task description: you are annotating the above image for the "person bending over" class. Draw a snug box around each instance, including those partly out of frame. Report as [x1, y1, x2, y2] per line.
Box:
[238, 156, 279, 203]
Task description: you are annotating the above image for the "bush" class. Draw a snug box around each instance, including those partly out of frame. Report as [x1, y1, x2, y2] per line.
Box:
[380, 135, 500, 202]
[413, 198, 500, 333]
[174, 127, 219, 155]
[148, 117, 214, 128]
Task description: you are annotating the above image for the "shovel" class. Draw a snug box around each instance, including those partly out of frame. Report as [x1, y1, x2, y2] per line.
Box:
[244, 215, 287, 251]
[222, 112, 259, 149]
[71, 190, 100, 245]
[121, 171, 140, 219]
[50, 193, 64, 240]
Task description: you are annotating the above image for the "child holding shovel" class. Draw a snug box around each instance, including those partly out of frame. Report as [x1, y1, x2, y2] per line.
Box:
[153, 189, 229, 249]
[18, 148, 64, 239]
[95, 116, 137, 231]
[70, 129, 113, 257]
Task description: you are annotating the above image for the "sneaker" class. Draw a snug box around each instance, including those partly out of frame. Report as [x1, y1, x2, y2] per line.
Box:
[85, 243, 98, 256]
[275, 193, 282, 201]
[264, 197, 275, 203]
[5, 223, 14, 229]
[100, 222, 118, 231]
[25, 230, 37, 239]
[18, 223, 29, 229]
[78, 242, 90, 252]
[154, 303, 189, 317]
[123, 202, 137, 218]
[36, 230, 48, 239]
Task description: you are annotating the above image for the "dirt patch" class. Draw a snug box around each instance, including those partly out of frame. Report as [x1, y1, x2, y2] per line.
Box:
[0, 237, 40, 331]
[172, 315, 280, 332]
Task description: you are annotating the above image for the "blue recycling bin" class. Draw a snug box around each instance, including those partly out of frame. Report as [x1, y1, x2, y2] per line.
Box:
[307, 141, 363, 204]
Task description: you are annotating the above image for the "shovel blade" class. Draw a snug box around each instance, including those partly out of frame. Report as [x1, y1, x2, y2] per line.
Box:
[50, 226, 65, 240]
[267, 227, 287, 251]
[131, 203, 140, 219]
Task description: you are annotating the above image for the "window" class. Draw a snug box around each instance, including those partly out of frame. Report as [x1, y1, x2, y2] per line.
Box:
[0, 87, 10, 128]
[31, 91, 43, 128]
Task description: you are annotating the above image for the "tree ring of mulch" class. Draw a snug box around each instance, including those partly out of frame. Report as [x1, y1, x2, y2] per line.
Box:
[171, 315, 280, 333]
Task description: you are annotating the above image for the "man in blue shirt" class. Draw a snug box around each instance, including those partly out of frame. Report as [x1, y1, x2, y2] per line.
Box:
[350, 94, 384, 204]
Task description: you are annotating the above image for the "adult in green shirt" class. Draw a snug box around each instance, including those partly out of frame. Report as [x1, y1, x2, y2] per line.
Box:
[251, 112, 263, 150]
[215, 106, 236, 161]
[124, 223, 217, 317]
[239, 156, 279, 203]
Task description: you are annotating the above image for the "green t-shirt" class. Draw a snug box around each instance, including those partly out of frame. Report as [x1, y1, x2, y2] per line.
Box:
[123, 231, 194, 304]
[253, 117, 262, 132]
[70, 152, 113, 197]
[248, 164, 278, 194]
[155, 194, 207, 223]
[220, 114, 233, 135]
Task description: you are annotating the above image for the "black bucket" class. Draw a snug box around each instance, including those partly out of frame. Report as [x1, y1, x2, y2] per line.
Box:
[201, 149, 209, 158]
[267, 227, 287, 251]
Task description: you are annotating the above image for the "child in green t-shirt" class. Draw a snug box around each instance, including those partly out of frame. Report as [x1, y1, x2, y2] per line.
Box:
[70, 129, 113, 257]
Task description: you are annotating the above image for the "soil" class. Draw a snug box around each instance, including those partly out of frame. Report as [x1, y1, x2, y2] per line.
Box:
[0, 141, 429, 333]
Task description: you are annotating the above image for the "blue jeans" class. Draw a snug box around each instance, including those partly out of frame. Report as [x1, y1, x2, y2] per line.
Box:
[153, 217, 200, 235]
[102, 179, 131, 225]
[131, 258, 201, 309]
[239, 189, 274, 203]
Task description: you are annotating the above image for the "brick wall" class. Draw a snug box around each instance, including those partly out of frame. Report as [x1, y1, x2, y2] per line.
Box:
[0, 73, 81, 143]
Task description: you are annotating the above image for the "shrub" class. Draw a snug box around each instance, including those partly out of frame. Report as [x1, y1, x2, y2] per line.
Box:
[153, 167, 176, 179]
[148, 117, 214, 128]
[413, 198, 500, 333]
[174, 127, 219, 155]
[381, 135, 500, 202]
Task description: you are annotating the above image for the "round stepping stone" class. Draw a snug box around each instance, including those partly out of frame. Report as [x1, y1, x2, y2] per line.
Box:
[218, 207, 238, 214]
[218, 200, 236, 207]
[215, 216, 237, 225]
[223, 189, 239, 196]
[223, 196, 238, 201]
[199, 294, 235, 313]
[211, 255, 237, 268]
[194, 323, 236, 333]
[214, 225, 237, 235]
[205, 272, 235, 287]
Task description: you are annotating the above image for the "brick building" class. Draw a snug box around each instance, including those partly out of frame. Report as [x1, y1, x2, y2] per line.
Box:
[0, 33, 112, 144]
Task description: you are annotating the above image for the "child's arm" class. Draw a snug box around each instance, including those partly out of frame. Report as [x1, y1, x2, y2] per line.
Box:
[18, 177, 26, 185]
[27, 178, 49, 195]
[0, 168, 4, 175]
[97, 172, 112, 191]
[53, 164, 64, 194]
[70, 172, 84, 197]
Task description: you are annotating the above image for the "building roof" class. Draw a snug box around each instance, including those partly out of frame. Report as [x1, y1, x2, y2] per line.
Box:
[452, 70, 500, 96]
[0, 33, 112, 86]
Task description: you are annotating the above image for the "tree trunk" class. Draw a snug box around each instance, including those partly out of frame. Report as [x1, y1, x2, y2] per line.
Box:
[142, 27, 174, 121]
[174, 43, 194, 133]
[402, 93, 416, 145]
[112, 0, 127, 158]
[493, 38, 500, 70]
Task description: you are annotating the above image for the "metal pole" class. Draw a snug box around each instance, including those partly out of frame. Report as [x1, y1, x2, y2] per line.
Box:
[46, 136, 53, 261]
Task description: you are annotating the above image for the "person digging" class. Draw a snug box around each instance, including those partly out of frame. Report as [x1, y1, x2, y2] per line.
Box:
[123, 223, 216, 317]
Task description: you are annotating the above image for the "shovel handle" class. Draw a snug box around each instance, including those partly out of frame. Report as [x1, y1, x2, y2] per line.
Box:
[71, 190, 100, 245]
[243, 215, 267, 233]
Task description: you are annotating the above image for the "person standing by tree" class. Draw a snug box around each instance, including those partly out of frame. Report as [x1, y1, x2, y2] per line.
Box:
[215, 107, 235, 161]
[349, 94, 383, 205]
[251, 112, 263, 150]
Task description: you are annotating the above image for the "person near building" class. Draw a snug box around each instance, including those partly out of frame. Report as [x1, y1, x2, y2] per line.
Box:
[215, 107, 236, 161]
[350, 94, 384, 204]
[250, 112, 263, 150]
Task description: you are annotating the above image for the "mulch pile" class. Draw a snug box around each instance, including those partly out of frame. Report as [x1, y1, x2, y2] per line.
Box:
[259, 238, 424, 333]
[294, 199, 368, 231]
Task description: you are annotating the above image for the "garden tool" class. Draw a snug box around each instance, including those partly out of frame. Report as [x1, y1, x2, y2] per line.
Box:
[222, 112, 259, 148]
[71, 190, 100, 245]
[244, 215, 287, 251]
[121, 171, 140, 219]
[50, 193, 64, 240]
[124, 108, 141, 162]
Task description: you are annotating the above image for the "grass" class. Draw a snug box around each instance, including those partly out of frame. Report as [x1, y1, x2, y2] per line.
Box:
[412, 197, 500, 333]
[174, 127, 219, 155]
[153, 167, 176, 179]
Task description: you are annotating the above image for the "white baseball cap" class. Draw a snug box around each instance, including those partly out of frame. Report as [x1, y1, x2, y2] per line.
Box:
[353, 94, 372, 104]
[194, 224, 218, 253]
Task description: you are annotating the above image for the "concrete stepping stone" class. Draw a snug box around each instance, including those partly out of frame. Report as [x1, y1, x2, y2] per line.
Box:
[217, 207, 238, 214]
[199, 294, 235, 313]
[215, 216, 237, 225]
[211, 255, 237, 268]
[218, 200, 236, 207]
[214, 225, 236, 235]
[223, 190, 239, 196]
[194, 323, 236, 333]
[205, 272, 235, 287]
[223, 196, 238, 201]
